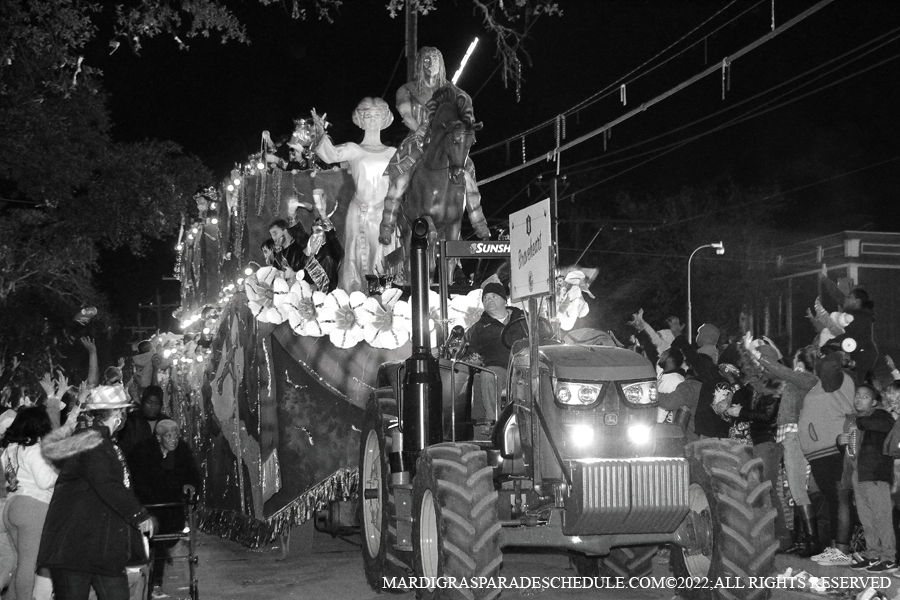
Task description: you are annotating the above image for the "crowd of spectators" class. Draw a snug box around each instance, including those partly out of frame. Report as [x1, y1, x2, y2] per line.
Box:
[627, 267, 900, 574]
[0, 334, 199, 600]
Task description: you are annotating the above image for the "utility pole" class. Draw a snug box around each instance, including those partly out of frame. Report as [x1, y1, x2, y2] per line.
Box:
[406, 0, 418, 80]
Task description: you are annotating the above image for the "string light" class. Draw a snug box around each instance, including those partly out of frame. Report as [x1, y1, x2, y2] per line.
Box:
[233, 178, 241, 186]
[227, 184, 235, 192]
[211, 218, 218, 225]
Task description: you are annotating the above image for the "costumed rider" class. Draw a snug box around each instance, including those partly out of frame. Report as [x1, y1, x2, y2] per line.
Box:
[312, 98, 398, 293]
[269, 199, 343, 293]
[378, 46, 490, 246]
[465, 283, 527, 430]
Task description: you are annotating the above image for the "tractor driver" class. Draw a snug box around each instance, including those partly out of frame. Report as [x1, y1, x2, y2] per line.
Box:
[465, 283, 526, 428]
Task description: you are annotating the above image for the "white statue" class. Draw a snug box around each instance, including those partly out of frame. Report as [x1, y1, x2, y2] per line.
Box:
[313, 98, 397, 293]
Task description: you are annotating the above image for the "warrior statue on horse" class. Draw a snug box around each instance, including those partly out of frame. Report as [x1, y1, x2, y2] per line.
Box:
[378, 47, 491, 280]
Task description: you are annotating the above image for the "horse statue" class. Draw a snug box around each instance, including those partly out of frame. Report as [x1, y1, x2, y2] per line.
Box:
[379, 84, 491, 281]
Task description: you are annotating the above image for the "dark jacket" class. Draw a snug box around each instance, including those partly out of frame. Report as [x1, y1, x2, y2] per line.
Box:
[38, 425, 150, 576]
[117, 411, 171, 456]
[466, 306, 526, 369]
[823, 277, 878, 381]
[304, 228, 343, 293]
[671, 334, 730, 439]
[733, 388, 781, 445]
[128, 438, 201, 534]
[847, 407, 894, 483]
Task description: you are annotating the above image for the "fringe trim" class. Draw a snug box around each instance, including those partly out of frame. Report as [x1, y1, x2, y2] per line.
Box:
[198, 467, 358, 548]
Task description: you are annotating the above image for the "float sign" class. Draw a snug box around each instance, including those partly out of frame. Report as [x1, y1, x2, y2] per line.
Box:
[509, 198, 552, 302]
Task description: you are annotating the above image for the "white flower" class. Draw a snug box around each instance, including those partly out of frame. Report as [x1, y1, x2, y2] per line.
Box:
[286, 280, 329, 337]
[245, 266, 291, 324]
[319, 289, 368, 349]
[358, 288, 411, 349]
[557, 286, 589, 331]
[448, 289, 484, 330]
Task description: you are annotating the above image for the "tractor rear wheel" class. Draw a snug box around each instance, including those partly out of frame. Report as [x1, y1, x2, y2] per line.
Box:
[412, 443, 502, 599]
[359, 394, 408, 591]
[670, 439, 779, 600]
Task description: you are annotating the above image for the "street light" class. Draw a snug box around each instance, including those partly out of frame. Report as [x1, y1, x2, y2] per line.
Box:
[687, 241, 724, 344]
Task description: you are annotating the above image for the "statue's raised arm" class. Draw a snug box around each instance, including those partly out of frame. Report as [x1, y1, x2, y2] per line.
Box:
[312, 98, 398, 293]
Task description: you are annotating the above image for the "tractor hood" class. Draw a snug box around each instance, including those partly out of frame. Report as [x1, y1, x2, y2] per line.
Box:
[526, 345, 656, 382]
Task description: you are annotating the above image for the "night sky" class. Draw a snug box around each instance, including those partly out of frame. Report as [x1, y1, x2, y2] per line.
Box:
[88, 0, 900, 336]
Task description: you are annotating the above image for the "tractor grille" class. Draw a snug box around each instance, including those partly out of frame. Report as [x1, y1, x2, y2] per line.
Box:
[563, 458, 689, 535]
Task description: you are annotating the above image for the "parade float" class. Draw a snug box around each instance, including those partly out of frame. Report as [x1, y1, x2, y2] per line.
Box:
[158, 50, 523, 546]
[158, 103, 590, 549]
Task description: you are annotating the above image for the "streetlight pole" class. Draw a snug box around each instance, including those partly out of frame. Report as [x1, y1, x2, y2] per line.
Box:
[687, 241, 724, 344]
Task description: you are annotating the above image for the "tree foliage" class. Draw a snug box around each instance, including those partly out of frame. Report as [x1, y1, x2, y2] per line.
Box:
[0, 80, 210, 378]
[1, 0, 560, 100]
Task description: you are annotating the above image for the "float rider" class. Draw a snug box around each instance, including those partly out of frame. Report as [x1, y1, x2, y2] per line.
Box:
[378, 46, 490, 247]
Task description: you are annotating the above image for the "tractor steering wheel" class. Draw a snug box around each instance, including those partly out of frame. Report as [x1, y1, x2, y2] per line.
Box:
[501, 314, 555, 350]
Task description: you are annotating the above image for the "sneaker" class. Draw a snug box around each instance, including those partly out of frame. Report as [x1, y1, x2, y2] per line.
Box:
[819, 550, 853, 566]
[151, 588, 170, 600]
[849, 556, 878, 570]
[866, 560, 899, 573]
[811, 547, 842, 562]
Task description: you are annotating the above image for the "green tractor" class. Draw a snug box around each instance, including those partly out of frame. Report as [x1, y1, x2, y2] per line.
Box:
[357, 217, 777, 599]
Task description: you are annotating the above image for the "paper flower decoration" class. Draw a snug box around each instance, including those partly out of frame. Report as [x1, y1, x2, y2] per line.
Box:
[318, 289, 369, 349]
[448, 289, 484, 330]
[286, 280, 329, 337]
[245, 266, 283, 323]
[357, 288, 411, 349]
[557, 285, 590, 331]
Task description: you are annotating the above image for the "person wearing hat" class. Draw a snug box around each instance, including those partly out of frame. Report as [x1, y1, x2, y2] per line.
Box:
[118, 385, 171, 456]
[127, 419, 200, 596]
[37, 385, 156, 600]
[668, 317, 731, 439]
[464, 283, 525, 428]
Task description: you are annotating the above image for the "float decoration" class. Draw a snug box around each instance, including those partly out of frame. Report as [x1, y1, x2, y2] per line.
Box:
[319, 289, 369, 349]
[358, 288, 411, 350]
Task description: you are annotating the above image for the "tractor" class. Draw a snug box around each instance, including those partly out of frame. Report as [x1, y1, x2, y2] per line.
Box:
[357, 217, 778, 599]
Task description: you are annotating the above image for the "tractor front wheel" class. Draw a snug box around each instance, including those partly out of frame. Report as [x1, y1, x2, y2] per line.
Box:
[670, 439, 779, 600]
[359, 394, 408, 591]
[412, 443, 502, 599]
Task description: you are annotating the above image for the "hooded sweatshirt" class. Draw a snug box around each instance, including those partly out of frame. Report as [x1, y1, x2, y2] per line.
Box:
[797, 353, 855, 460]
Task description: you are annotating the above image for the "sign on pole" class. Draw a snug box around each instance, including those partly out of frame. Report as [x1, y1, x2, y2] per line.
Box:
[509, 199, 552, 302]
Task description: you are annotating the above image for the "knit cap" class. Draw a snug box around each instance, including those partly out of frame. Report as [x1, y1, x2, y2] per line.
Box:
[696, 323, 720, 347]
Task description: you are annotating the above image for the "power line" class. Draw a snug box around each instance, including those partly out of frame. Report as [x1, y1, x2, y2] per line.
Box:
[543, 25, 900, 179]
[472, 0, 758, 157]
[476, 0, 836, 186]
[560, 49, 900, 201]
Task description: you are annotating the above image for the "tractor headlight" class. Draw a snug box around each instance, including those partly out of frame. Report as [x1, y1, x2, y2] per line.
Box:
[569, 424, 595, 448]
[621, 380, 658, 405]
[627, 424, 652, 445]
[555, 381, 602, 406]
